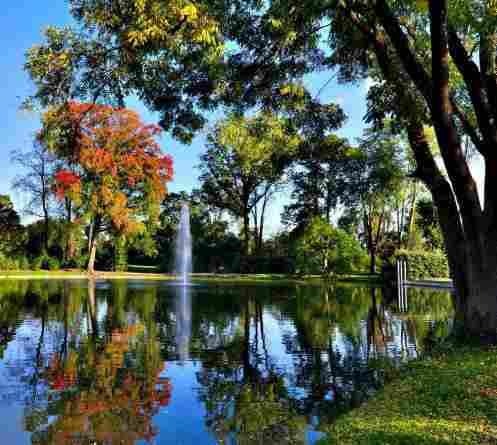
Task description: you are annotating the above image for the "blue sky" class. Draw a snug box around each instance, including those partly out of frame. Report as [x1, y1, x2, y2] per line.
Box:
[6, 1, 479, 235]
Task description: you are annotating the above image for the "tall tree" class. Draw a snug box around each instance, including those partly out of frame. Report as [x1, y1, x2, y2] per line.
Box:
[283, 135, 363, 230]
[320, 0, 497, 334]
[358, 126, 407, 272]
[11, 143, 57, 251]
[40, 101, 173, 273]
[199, 113, 299, 256]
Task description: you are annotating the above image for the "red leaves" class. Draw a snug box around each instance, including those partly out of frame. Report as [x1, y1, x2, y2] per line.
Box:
[54, 169, 80, 186]
[43, 101, 174, 233]
[53, 169, 81, 200]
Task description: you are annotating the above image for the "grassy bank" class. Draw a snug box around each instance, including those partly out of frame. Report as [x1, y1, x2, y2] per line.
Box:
[320, 344, 497, 445]
[0, 270, 381, 285]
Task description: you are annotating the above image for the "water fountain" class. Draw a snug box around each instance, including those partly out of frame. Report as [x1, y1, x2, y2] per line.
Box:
[175, 202, 192, 285]
[174, 202, 192, 360]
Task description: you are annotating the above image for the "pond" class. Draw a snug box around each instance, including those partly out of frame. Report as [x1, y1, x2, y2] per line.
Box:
[0, 279, 453, 444]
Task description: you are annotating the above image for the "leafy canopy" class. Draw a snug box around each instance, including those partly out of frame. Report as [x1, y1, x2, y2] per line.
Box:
[41, 101, 173, 235]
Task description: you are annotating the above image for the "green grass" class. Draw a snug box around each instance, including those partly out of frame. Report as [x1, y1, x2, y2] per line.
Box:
[319, 344, 497, 445]
[0, 270, 381, 285]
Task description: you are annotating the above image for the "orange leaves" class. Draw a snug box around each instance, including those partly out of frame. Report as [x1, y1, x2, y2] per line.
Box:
[41, 101, 174, 235]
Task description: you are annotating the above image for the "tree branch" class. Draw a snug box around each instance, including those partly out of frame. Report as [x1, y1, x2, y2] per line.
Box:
[447, 27, 497, 152]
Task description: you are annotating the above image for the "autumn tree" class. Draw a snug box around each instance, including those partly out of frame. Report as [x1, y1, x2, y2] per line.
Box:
[40, 102, 173, 273]
[199, 113, 299, 256]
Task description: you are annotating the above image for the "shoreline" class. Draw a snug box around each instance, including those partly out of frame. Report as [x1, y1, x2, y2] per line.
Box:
[0, 270, 381, 285]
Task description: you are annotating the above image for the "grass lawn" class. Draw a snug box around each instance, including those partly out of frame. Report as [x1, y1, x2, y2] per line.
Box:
[0, 270, 381, 285]
[319, 344, 497, 445]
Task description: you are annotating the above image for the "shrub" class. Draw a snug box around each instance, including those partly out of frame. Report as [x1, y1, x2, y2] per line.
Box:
[47, 257, 61, 271]
[31, 255, 46, 271]
[0, 253, 16, 270]
[395, 249, 449, 279]
[18, 256, 30, 270]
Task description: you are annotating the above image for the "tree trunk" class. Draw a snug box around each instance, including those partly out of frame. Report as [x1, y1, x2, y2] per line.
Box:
[87, 233, 98, 274]
[370, 251, 377, 275]
[42, 198, 50, 253]
[242, 203, 250, 257]
[406, 182, 418, 249]
[258, 191, 269, 252]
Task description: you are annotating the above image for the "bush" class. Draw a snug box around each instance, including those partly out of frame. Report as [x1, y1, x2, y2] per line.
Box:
[47, 257, 61, 271]
[31, 255, 49, 271]
[395, 249, 449, 279]
[18, 256, 30, 270]
[0, 253, 16, 270]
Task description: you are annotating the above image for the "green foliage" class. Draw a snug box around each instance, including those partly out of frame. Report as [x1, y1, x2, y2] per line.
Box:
[114, 235, 128, 272]
[395, 249, 449, 279]
[416, 198, 444, 250]
[47, 257, 61, 271]
[296, 217, 367, 275]
[0, 195, 25, 256]
[25, 0, 222, 143]
[0, 254, 31, 271]
[199, 112, 299, 255]
[31, 255, 46, 271]
[283, 135, 364, 228]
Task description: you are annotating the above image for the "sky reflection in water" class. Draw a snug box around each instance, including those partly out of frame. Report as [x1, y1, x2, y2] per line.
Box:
[0, 279, 453, 444]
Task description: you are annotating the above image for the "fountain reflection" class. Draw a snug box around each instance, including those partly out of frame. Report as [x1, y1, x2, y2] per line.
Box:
[175, 284, 192, 360]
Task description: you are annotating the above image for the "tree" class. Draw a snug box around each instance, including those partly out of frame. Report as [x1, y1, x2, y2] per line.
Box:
[283, 135, 363, 230]
[40, 101, 173, 273]
[357, 126, 407, 273]
[316, 0, 497, 334]
[11, 143, 57, 251]
[296, 217, 366, 276]
[199, 113, 299, 256]
[0, 195, 24, 256]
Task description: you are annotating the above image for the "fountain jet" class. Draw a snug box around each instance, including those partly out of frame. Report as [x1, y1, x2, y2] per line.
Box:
[174, 202, 192, 360]
[175, 202, 192, 285]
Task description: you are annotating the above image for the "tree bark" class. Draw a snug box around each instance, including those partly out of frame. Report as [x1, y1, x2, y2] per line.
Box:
[87, 232, 98, 274]
[258, 189, 270, 251]
[242, 203, 250, 257]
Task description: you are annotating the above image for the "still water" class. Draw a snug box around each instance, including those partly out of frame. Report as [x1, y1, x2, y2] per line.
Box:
[0, 280, 453, 444]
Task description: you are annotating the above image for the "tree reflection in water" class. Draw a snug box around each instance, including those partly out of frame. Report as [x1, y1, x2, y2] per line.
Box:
[4, 280, 172, 445]
[0, 280, 453, 444]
